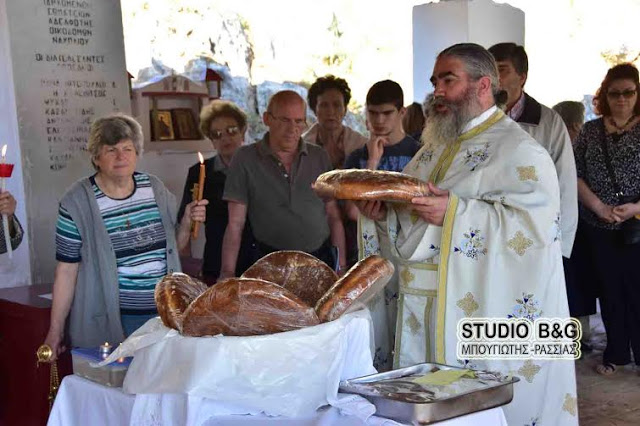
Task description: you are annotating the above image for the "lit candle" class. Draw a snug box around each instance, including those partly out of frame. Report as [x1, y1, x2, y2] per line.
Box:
[1, 145, 12, 259]
[99, 342, 112, 358]
[191, 152, 205, 239]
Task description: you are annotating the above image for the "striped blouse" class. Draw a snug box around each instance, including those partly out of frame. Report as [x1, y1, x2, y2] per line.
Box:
[55, 172, 167, 312]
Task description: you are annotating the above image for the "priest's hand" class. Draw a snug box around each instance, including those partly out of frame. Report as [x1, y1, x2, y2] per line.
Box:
[355, 200, 387, 221]
[411, 182, 449, 226]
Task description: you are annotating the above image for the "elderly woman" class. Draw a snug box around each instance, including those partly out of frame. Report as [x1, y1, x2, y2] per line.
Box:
[177, 100, 254, 283]
[574, 63, 640, 375]
[43, 114, 205, 360]
[302, 75, 367, 169]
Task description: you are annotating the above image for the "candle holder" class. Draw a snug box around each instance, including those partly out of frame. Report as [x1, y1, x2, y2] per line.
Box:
[99, 342, 112, 358]
[0, 163, 14, 178]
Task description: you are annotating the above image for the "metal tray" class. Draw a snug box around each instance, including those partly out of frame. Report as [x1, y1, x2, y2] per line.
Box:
[339, 363, 519, 425]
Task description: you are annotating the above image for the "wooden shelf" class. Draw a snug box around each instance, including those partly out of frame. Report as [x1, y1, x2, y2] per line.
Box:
[141, 91, 209, 98]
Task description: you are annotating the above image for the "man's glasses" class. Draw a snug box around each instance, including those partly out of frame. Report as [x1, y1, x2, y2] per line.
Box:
[268, 112, 307, 128]
[607, 89, 637, 99]
[210, 126, 240, 140]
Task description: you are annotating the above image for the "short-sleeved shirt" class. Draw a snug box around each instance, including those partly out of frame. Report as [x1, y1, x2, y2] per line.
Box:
[55, 172, 167, 312]
[344, 135, 421, 172]
[223, 133, 332, 252]
[574, 118, 640, 229]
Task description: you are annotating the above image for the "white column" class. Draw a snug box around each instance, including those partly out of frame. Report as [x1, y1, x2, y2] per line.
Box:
[412, 0, 525, 102]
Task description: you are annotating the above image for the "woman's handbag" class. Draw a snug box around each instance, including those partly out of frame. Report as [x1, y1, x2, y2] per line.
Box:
[599, 138, 640, 244]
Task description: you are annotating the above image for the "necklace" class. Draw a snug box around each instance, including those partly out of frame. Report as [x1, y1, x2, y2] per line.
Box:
[608, 115, 637, 133]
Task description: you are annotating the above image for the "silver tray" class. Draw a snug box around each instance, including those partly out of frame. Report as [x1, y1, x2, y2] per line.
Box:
[339, 363, 519, 425]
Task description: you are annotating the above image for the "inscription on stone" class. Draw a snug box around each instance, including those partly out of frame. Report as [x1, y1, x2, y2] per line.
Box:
[31, 0, 123, 170]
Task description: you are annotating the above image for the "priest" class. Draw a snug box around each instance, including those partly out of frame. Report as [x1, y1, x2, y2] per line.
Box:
[356, 43, 578, 426]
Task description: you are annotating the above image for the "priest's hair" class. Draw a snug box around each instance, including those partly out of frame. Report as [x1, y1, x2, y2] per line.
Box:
[438, 43, 501, 102]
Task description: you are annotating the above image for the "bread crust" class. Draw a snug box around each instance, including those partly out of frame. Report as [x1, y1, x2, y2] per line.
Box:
[181, 278, 320, 337]
[313, 169, 428, 202]
[154, 272, 208, 332]
[315, 255, 395, 322]
[242, 250, 338, 306]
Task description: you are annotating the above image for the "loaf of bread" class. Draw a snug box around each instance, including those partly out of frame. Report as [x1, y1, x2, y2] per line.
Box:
[155, 272, 208, 332]
[313, 169, 429, 202]
[181, 278, 320, 337]
[315, 255, 394, 322]
[241, 250, 338, 306]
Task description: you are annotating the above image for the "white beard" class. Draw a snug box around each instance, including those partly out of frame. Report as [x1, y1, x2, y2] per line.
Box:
[421, 87, 481, 149]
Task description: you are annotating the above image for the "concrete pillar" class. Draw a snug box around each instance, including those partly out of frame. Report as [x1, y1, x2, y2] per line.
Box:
[412, 0, 524, 102]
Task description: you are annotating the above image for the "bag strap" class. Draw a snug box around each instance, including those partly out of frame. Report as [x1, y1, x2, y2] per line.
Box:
[598, 136, 624, 201]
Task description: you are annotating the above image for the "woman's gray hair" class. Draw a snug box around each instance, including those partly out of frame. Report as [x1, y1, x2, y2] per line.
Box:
[438, 43, 501, 101]
[88, 113, 143, 170]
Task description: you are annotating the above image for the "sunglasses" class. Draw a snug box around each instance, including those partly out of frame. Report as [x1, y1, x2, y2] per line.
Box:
[210, 126, 240, 140]
[607, 89, 637, 99]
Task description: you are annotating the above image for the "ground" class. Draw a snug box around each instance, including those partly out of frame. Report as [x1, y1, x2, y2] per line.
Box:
[577, 313, 640, 426]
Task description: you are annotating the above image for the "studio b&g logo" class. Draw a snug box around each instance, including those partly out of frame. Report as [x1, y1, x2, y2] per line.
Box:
[456, 317, 581, 360]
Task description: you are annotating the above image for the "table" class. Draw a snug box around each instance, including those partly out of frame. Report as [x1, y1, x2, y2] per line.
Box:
[48, 375, 508, 426]
[0, 284, 72, 426]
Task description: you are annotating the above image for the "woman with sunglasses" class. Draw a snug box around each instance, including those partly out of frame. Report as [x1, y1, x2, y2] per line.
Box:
[574, 63, 640, 376]
[177, 100, 254, 284]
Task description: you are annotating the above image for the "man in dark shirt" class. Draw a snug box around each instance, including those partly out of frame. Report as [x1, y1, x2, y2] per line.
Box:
[221, 91, 347, 278]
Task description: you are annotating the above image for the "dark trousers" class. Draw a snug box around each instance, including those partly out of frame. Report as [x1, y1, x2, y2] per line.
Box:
[254, 239, 337, 271]
[583, 222, 640, 365]
[563, 220, 598, 317]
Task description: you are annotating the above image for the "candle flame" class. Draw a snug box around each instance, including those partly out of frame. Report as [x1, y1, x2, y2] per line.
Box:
[198, 152, 204, 164]
[104, 342, 110, 346]
[1, 145, 6, 157]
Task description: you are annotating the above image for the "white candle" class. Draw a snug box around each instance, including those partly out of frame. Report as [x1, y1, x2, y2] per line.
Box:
[1, 145, 12, 259]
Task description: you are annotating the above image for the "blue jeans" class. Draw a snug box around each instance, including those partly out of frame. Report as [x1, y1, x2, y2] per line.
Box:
[121, 313, 157, 337]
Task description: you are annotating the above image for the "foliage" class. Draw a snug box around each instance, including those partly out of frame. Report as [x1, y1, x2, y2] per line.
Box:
[600, 45, 640, 67]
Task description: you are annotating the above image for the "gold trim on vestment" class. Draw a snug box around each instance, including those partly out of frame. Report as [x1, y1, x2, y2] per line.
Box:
[428, 110, 505, 184]
[395, 259, 438, 270]
[436, 193, 459, 363]
[425, 296, 435, 362]
[393, 292, 406, 369]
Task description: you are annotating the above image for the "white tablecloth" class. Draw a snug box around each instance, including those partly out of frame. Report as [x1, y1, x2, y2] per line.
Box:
[48, 375, 508, 426]
[100, 311, 379, 418]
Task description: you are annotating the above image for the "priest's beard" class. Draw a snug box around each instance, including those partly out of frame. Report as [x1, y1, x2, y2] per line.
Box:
[421, 87, 482, 149]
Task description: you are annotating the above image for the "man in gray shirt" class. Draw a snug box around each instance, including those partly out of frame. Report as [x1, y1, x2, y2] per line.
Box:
[221, 91, 347, 278]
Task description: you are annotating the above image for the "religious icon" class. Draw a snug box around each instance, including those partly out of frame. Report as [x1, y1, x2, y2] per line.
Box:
[151, 110, 175, 141]
[173, 108, 201, 140]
